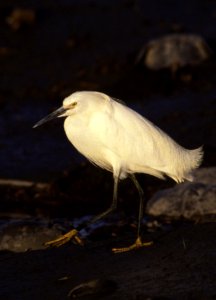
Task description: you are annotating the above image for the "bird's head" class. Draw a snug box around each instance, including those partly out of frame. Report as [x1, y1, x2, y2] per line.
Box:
[33, 91, 109, 128]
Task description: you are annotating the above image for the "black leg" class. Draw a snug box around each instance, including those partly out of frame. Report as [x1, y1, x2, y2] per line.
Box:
[44, 175, 120, 248]
[88, 175, 119, 224]
[130, 174, 145, 237]
[112, 175, 153, 253]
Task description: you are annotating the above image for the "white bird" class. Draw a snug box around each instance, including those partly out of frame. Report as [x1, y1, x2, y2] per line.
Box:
[34, 91, 203, 252]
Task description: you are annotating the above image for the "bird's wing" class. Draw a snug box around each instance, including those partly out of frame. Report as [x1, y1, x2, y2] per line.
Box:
[87, 97, 202, 182]
[90, 99, 171, 172]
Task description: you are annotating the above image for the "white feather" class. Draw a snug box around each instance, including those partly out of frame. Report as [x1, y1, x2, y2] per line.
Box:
[63, 91, 203, 183]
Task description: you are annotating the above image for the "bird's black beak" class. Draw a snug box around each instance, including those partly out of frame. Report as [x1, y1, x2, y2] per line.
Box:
[33, 106, 67, 128]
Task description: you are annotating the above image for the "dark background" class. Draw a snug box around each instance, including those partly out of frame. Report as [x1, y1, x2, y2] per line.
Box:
[0, 0, 215, 182]
[0, 2, 216, 300]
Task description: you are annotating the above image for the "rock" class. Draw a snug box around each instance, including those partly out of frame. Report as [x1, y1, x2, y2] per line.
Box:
[0, 219, 63, 252]
[136, 34, 212, 74]
[146, 167, 216, 220]
[68, 278, 117, 299]
[6, 8, 36, 31]
[193, 167, 216, 185]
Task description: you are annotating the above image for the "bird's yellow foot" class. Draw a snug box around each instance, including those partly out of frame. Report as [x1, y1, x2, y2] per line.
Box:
[44, 229, 84, 248]
[112, 236, 153, 253]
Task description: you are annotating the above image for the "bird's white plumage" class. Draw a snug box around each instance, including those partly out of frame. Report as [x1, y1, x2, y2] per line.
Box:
[33, 90, 204, 250]
[62, 91, 203, 183]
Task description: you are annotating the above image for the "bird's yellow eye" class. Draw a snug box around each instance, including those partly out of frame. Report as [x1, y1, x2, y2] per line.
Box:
[67, 102, 77, 109]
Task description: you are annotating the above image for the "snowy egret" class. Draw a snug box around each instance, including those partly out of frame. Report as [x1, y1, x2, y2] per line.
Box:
[34, 91, 203, 252]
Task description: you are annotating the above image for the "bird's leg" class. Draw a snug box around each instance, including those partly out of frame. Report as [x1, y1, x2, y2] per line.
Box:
[112, 174, 153, 253]
[89, 175, 119, 224]
[44, 176, 119, 248]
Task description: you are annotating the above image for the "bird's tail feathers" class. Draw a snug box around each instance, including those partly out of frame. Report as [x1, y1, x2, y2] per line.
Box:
[185, 146, 203, 181]
[172, 146, 204, 183]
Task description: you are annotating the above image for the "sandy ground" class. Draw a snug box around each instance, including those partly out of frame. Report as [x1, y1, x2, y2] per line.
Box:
[1, 223, 216, 300]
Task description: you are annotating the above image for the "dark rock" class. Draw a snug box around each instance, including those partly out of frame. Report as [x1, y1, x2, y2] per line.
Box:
[146, 167, 216, 220]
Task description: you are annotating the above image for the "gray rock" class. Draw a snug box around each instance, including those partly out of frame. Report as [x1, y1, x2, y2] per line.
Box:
[137, 34, 212, 73]
[0, 219, 63, 252]
[193, 167, 216, 185]
[146, 167, 216, 220]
